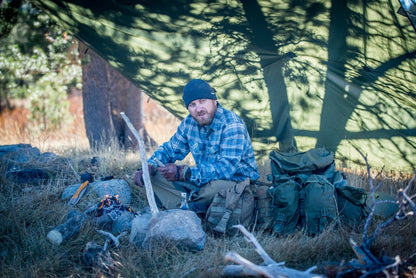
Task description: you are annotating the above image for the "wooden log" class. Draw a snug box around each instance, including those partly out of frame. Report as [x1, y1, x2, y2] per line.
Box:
[47, 210, 86, 245]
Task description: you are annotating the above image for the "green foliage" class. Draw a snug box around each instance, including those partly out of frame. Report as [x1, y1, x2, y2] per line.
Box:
[28, 72, 70, 131]
[0, 0, 81, 131]
[0, 0, 21, 39]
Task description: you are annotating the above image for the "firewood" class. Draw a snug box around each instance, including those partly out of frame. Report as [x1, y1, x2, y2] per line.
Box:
[47, 210, 86, 245]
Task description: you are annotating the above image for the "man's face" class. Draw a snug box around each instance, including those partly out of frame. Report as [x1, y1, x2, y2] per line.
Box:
[187, 99, 217, 126]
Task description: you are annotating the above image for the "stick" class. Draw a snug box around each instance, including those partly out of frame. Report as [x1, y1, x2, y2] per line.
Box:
[120, 112, 159, 215]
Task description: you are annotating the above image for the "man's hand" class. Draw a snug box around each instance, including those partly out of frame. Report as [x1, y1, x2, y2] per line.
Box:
[157, 163, 179, 181]
[158, 164, 191, 182]
[134, 165, 156, 187]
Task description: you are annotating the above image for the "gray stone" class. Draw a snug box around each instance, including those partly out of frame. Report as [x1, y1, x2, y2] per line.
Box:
[142, 209, 206, 251]
[0, 144, 40, 164]
[91, 179, 131, 205]
[129, 208, 152, 246]
[0, 144, 32, 153]
[1, 144, 70, 184]
[62, 179, 131, 205]
[112, 211, 135, 234]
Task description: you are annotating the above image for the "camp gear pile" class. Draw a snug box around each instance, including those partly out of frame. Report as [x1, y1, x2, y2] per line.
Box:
[262, 148, 367, 235]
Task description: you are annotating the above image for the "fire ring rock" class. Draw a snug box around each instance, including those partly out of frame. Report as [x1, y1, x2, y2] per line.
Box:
[62, 179, 132, 206]
[90, 179, 131, 205]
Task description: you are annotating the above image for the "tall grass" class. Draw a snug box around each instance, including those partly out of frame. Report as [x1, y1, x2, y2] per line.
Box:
[1, 143, 415, 277]
[1, 97, 415, 277]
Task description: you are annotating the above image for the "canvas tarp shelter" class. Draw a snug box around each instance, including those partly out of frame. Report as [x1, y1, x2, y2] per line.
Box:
[33, 0, 416, 171]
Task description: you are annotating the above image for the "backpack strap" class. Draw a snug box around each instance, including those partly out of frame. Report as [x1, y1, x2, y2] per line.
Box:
[318, 207, 329, 233]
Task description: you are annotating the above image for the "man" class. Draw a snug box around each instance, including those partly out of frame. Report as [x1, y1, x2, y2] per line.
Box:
[134, 79, 259, 213]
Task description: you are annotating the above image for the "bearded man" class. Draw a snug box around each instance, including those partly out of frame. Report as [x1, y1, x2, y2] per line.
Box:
[134, 79, 259, 213]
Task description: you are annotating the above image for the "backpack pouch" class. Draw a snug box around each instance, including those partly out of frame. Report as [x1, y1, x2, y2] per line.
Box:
[302, 175, 338, 236]
[268, 177, 301, 235]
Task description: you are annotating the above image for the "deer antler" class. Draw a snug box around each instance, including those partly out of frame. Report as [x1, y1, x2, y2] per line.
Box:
[120, 112, 159, 215]
[223, 225, 323, 277]
[97, 230, 127, 251]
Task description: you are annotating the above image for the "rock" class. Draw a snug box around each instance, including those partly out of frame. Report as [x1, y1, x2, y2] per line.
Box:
[129, 207, 152, 246]
[91, 179, 132, 205]
[0, 144, 39, 164]
[112, 211, 135, 234]
[1, 144, 70, 184]
[62, 178, 132, 206]
[142, 209, 206, 252]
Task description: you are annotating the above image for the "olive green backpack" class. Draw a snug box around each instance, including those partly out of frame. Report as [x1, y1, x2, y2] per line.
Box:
[264, 148, 367, 235]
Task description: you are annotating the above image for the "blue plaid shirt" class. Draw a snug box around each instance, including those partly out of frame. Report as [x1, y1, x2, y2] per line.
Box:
[149, 103, 259, 185]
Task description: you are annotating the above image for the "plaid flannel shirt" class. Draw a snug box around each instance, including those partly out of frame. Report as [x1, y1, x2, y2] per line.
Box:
[149, 103, 259, 186]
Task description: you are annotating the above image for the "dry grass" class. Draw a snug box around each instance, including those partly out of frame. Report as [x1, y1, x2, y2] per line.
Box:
[1, 95, 416, 277]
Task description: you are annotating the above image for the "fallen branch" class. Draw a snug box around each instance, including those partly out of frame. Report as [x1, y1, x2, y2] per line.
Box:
[82, 230, 125, 275]
[120, 112, 159, 215]
[354, 147, 416, 251]
[233, 224, 277, 266]
[344, 147, 416, 276]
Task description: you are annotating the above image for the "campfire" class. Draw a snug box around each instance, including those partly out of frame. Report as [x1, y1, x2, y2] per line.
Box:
[86, 194, 137, 221]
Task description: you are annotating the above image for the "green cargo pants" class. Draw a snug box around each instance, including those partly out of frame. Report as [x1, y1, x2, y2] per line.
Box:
[150, 171, 238, 211]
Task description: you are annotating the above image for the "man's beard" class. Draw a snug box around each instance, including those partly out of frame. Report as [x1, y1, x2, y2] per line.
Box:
[192, 110, 215, 126]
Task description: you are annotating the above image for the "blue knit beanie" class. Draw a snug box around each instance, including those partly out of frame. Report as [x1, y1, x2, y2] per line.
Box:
[182, 79, 217, 108]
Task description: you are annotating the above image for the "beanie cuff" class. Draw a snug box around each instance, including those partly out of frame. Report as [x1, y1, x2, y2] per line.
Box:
[183, 79, 217, 107]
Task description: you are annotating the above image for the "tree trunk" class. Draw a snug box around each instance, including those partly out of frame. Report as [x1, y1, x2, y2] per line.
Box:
[79, 42, 154, 149]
